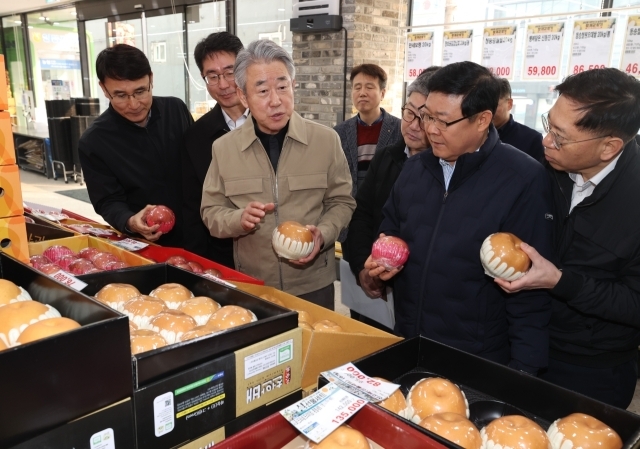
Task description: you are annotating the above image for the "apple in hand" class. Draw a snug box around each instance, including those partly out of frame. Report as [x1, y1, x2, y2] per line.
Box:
[145, 205, 175, 234]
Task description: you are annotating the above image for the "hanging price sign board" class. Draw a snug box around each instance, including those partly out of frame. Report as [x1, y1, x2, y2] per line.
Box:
[405, 32, 434, 81]
[482, 26, 517, 79]
[569, 18, 615, 75]
[442, 30, 473, 66]
[523, 22, 564, 80]
[621, 16, 640, 77]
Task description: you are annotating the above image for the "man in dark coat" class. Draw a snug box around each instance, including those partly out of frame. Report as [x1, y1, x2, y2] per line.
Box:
[79, 44, 193, 246]
[493, 78, 544, 162]
[366, 62, 554, 374]
[497, 68, 640, 408]
[181, 32, 246, 267]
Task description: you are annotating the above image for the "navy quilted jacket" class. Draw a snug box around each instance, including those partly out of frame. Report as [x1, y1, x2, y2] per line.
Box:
[379, 125, 554, 373]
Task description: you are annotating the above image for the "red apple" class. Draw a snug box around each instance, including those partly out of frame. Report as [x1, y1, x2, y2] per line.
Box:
[371, 236, 410, 270]
[103, 260, 129, 271]
[43, 245, 75, 263]
[173, 262, 192, 271]
[145, 205, 175, 234]
[187, 261, 204, 273]
[91, 252, 120, 269]
[166, 255, 188, 265]
[78, 247, 101, 260]
[38, 263, 61, 275]
[56, 254, 80, 271]
[30, 255, 50, 269]
[69, 259, 98, 275]
[204, 268, 222, 278]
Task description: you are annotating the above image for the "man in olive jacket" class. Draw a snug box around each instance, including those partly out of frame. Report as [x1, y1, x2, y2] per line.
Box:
[200, 40, 355, 309]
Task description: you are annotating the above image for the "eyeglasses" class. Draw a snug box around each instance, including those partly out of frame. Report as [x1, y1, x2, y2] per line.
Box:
[204, 71, 235, 85]
[419, 112, 471, 131]
[401, 107, 423, 125]
[541, 114, 609, 149]
[106, 83, 152, 104]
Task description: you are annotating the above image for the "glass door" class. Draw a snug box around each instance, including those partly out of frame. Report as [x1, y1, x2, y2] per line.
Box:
[145, 11, 185, 100]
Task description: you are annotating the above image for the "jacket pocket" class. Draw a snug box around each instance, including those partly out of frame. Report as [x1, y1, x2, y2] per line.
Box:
[287, 173, 328, 191]
[224, 178, 263, 197]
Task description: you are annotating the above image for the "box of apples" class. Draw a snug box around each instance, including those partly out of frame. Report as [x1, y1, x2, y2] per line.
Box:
[28, 235, 153, 276]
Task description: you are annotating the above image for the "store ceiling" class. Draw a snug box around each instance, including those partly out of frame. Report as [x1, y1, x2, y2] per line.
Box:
[0, 0, 75, 18]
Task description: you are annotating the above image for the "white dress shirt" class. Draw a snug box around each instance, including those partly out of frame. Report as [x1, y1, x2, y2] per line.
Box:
[569, 152, 622, 212]
[221, 108, 249, 130]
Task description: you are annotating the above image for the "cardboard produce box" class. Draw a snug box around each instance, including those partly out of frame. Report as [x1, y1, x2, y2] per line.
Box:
[0, 254, 132, 447]
[211, 403, 446, 449]
[0, 164, 23, 218]
[138, 245, 264, 285]
[343, 337, 640, 449]
[134, 328, 302, 449]
[0, 215, 29, 263]
[234, 283, 402, 390]
[26, 221, 75, 243]
[28, 235, 154, 267]
[78, 264, 298, 387]
[0, 111, 15, 165]
[9, 399, 135, 449]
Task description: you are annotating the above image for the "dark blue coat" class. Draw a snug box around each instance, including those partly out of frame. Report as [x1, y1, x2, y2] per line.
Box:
[379, 125, 554, 373]
[497, 114, 544, 163]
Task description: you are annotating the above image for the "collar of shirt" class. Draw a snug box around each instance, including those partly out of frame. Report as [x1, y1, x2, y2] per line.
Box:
[356, 108, 385, 126]
[134, 109, 151, 128]
[404, 145, 410, 158]
[568, 151, 623, 191]
[221, 108, 249, 130]
[439, 147, 480, 190]
[253, 117, 289, 151]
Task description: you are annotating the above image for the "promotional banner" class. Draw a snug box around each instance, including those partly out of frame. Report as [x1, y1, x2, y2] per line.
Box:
[621, 15, 640, 77]
[405, 32, 434, 81]
[482, 26, 517, 79]
[442, 30, 473, 66]
[523, 22, 564, 80]
[569, 19, 616, 74]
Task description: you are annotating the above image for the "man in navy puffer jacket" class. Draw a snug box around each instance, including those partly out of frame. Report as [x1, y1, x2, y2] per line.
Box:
[366, 62, 554, 374]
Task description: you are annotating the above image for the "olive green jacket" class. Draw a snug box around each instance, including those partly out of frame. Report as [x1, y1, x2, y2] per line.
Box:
[200, 111, 355, 295]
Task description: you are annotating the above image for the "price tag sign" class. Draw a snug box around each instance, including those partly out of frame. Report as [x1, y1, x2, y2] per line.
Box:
[569, 19, 616, 75]
[523, 22, 564, 80]
[405, 32, 434, 81]
[111, 238, 149, 251]
[482, 26, 517, 79]
[321, 363, 400, 402]
[442, 30, 473, 66]
[280, 383, 367, 444]
[621, 16, 640, 77]
[50, 270, 88, 291]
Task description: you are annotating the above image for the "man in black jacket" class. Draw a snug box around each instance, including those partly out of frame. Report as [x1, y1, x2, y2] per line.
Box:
[493, 78, 544, 162]
[79, 45, 193, 246]
[366, 62, 554, 374]
[497, 68, 640, 408]
[181, 33, 247, 267]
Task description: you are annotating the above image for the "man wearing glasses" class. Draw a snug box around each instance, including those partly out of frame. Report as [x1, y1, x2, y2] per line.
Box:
[496, 68, 640, 408]
[79, 44, 193, 245]
[365, 61, 554, 375]
[181, 33, 247, 268]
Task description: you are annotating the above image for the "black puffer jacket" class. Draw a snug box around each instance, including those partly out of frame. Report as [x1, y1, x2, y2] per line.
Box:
[548, 138, 640, 367]
[379, 125, 554, 373]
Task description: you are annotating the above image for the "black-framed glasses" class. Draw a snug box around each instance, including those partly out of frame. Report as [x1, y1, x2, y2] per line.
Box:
[401, 107, 423, 125]
[419, 112, 471, 131]
[541, 113, 609, 149]
[106, 83, 152, 104]
[204, 71, 235, 85]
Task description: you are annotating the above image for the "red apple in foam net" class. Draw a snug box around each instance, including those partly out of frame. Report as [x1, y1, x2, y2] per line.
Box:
[104, 260, 129, 271]
[78, 247, 101, 260]
[91, 252, 120, 269]
[30, 255, 50, 269]
[371, 236, 410, 270]
[69, 259, 98, 275]
[56, 255, 80, 271]
[187, 261, 203, 273]
[38, 263, 61, 275]
[43, 245, 75, 263]
[204, 268, 222, 278]
[166, 255, 188, 266]
[145, 205, 175, 233]
[174, 262, 192, 271]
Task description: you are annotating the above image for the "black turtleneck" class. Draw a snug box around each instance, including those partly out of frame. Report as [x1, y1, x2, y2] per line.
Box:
[253, 118, 289, 172]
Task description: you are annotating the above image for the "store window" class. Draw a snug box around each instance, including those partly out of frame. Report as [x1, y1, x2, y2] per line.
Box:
[237, 0, 293, 54]
[146, 11, 186, 100]
[26, 7, 82, 123]
[2, 15, 30, 127]
[186, 2, 226, 113]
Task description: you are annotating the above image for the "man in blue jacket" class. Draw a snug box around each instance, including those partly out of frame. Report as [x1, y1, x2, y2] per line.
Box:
[496, 68, 640, 408]
[366, 62, 554, 374]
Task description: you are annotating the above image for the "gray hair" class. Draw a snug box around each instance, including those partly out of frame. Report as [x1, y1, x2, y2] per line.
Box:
[407, 66, 440, 99]
[234, 40, 296, 93]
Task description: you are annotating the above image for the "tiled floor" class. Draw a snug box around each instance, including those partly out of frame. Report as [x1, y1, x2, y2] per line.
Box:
[18, 168, 640, 415]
